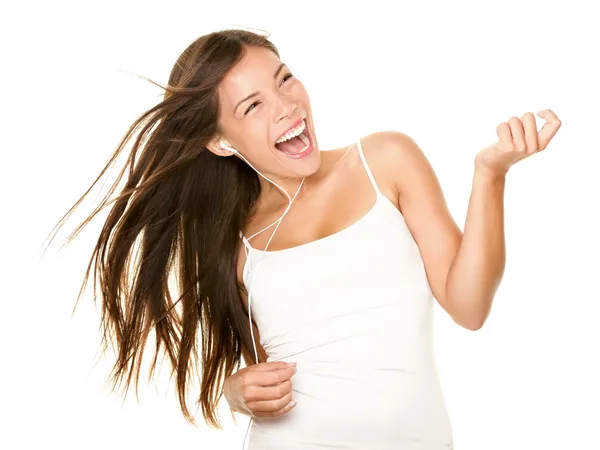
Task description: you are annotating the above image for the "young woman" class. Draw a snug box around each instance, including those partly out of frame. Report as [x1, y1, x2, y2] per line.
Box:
[51, 29, 561, 449]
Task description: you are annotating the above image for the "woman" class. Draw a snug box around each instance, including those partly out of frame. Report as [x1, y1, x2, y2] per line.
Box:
[50, 29, 561, 449]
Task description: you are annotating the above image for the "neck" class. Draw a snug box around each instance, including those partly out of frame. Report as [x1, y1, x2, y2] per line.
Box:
[256, 175, 306, 209]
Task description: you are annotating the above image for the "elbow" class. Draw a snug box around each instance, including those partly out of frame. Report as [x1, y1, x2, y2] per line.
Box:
[464, 319, 485, 331]
[450, 312, 485, 331]
[447, 297, 490, 331]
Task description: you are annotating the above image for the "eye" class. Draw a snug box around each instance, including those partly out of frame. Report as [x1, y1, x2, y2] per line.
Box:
[244, 101, 261, 115]
[243, 73, 293, 116]
[281, 72, 294, 85]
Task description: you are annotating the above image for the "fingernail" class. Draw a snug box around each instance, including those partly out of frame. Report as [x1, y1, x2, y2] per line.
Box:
[288, 362, 297, 367]
[289, 400, 297, 408]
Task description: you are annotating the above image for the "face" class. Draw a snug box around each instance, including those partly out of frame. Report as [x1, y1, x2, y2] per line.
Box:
[209, 46, 321, 180]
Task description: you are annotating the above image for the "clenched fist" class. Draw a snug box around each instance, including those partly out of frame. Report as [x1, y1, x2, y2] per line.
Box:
[223, 361, 298, 418]
[475, 109, 562, 176]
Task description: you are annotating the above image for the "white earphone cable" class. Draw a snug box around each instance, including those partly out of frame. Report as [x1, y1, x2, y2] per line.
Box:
[219, 142, 304, 450]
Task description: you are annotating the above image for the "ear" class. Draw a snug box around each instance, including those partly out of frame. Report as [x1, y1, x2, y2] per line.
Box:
[206, 136, 235, 157]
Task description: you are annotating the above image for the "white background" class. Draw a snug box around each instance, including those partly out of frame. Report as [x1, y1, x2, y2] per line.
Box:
[2, 1, 599, 449]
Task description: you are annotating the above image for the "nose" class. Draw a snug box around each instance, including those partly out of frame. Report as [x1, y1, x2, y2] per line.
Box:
[274, 92, 298, 122]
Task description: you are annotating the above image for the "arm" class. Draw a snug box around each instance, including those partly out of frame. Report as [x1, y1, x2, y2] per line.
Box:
[370, 131, 503, 330]
[442, 110, 561, 329]
[444, 166, 506, 330]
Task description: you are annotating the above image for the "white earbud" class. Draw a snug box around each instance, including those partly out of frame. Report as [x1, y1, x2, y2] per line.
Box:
[220, 139, 238, 154]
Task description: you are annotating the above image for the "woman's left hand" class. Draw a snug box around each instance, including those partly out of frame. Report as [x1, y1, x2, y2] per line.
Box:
[475, 109, 562, 177]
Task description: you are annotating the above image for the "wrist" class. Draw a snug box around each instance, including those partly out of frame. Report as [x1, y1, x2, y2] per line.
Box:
[474, 160, 508, 183]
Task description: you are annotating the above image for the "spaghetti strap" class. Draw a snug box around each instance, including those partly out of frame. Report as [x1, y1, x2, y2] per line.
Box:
[239, 230, 252, 250]
[356, 137, 382, 197]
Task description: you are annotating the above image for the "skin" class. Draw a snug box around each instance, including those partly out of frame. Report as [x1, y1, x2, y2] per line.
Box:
[206, 45, 322, 187]
[207, 45, 562, 418]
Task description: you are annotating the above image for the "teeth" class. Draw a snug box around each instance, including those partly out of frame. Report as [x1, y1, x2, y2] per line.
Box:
[276, 119, 306, 144]
[278, 129, 311, 156]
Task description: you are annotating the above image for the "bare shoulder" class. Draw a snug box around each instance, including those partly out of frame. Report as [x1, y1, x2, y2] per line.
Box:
[362, 130, 426, 169]
[359, 130, 432, 201]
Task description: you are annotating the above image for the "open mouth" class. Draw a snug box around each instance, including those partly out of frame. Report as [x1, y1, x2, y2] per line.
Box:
[274, 118, 313, 157]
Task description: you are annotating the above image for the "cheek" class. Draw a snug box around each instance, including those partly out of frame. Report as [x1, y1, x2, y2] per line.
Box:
[243, 121, 272, 149]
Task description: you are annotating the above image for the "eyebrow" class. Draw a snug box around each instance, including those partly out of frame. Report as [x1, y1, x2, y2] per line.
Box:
[234, 62, 286, 115]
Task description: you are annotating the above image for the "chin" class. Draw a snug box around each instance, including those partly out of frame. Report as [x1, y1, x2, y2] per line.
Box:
[296, 148, 322, 177]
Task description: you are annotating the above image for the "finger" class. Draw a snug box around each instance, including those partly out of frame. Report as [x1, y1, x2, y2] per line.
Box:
[496, 122, 512, 146]
[508, 116, 526, 152]
[536, 109, 562, 150]
[248, 390, 293, 413]
[250, 394, 297, 417]
[243, 379, 293, 402]
[255, 399, 297, 418]
[252, 366, 297, 387]
[243, 364, 296, 386]
[273, 399, 297, 416]
[521, 112, 538, 154]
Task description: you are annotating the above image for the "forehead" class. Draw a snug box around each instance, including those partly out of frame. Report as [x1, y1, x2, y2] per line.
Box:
[218, 46, 282, 111]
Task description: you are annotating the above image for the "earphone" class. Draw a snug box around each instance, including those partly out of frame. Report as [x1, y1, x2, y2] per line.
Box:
[220, 139, 239, 154]
[219, 139, 304, 449]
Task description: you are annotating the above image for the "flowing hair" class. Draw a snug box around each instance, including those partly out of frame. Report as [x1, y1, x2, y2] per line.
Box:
[44, 29, 277, 428]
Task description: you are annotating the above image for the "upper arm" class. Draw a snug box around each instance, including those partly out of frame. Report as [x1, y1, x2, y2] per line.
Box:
[369, 131, 463, 311]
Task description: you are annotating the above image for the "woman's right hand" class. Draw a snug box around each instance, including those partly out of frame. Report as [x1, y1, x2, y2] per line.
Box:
[223, 361, 298, 418]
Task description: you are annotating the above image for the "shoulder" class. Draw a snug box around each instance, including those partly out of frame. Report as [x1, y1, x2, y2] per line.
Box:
[362, 130, 425, 165]
[359, 130, 432, 196]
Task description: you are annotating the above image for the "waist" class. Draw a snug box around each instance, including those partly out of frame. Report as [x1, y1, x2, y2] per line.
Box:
[249, 365, 453, 449]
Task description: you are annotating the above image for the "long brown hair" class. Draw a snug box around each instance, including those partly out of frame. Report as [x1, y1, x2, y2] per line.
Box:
[44, 29, 277, 428]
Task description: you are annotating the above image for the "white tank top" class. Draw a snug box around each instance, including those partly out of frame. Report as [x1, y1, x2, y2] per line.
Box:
[240, 138, 454, 450]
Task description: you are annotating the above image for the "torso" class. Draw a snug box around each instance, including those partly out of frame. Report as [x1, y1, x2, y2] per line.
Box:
[239, 135, 454, 449]
[236, 133, 402, 286]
